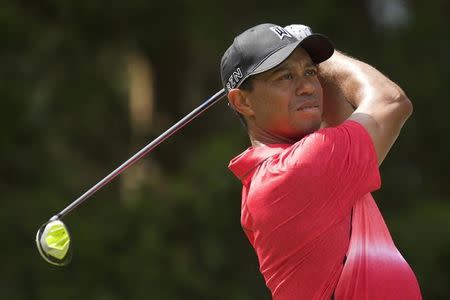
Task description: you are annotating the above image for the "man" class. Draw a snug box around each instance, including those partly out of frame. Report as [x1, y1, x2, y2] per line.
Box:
[221, 23, 422, 299]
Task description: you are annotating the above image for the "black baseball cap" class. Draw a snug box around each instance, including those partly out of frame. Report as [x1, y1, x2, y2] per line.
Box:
[220, 23, 334, 92]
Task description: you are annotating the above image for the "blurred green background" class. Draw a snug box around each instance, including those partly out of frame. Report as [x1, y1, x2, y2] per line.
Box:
[1, 0, 449, 299]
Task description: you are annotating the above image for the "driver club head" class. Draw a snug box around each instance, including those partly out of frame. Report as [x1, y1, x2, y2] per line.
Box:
[36, 218, 72, 266]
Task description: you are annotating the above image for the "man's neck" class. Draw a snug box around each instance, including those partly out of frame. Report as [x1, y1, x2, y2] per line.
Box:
[249, 130, 298, 147]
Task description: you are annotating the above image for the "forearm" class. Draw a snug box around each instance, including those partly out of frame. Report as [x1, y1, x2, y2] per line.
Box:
[318, 55, 355, 127]
[319, 51, 406, 112]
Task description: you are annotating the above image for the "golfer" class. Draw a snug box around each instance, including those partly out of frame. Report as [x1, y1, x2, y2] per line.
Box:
[221, 23, 422, 299]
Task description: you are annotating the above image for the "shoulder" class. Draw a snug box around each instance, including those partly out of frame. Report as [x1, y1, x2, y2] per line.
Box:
[277, 120, 374, 168]
[308, 120, 371, 145]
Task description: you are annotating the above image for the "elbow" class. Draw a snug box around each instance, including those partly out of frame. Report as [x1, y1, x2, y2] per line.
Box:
[385, 84, 412, 120]
[396, 91, 413, 120]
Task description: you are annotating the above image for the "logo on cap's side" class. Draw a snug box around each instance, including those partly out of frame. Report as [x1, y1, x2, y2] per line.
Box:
[226, 67, 243, 90]
[269, 26, 293, 40]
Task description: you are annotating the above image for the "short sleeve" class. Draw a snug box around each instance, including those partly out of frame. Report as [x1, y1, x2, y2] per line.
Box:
[274, 120, 381, 214]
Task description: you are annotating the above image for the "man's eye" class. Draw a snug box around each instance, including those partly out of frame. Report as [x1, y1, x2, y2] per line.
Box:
[305, 68, 318, 77]
[281, 73, 294, 80]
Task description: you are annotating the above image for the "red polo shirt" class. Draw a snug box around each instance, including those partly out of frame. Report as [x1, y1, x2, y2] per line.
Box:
[229, 121, 381, 299]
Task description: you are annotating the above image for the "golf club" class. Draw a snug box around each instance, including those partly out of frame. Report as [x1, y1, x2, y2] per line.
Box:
[36, 88, 227, 266]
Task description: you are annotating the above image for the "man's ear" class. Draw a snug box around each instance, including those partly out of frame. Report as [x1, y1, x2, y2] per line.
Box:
[227, 89, 254, 117]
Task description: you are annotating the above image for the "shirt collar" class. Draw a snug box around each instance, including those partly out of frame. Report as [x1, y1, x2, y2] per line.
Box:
[228, 144, 289, 182]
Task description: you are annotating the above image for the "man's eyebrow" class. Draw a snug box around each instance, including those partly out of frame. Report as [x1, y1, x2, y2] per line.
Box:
[265, 62, 294, 76]
[268, 65, 290, 75]
[267, 61, 317, 76]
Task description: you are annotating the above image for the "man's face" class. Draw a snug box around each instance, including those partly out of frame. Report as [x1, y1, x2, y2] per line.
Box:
[244, 47, 323, 141]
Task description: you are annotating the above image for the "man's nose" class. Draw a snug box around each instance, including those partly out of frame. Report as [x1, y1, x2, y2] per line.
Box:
[295, 78, 316, 96]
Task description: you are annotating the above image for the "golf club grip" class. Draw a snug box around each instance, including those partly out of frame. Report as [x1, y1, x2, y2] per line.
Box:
[53, 88, 227, 220]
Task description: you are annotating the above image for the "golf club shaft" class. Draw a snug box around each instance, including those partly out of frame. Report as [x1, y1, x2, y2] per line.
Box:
[51, 88, 227, 221]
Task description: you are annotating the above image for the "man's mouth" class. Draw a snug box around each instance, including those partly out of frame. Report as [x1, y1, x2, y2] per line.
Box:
[297, 101, 320, 112]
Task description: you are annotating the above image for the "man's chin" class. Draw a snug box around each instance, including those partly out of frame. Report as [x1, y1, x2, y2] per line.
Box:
[290, 122, 322, 141]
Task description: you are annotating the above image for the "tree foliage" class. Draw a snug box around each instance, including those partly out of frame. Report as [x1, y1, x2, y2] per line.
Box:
[1, 0, 449, 299]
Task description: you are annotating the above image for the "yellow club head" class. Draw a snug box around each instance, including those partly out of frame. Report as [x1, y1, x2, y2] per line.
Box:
[36, 219, 72, 266]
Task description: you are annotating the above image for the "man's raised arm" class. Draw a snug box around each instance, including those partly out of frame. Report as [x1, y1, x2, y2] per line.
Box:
[319, 51, 413, 165]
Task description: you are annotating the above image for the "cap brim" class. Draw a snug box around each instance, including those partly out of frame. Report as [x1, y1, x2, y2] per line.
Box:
[300, 34, 334, 64]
